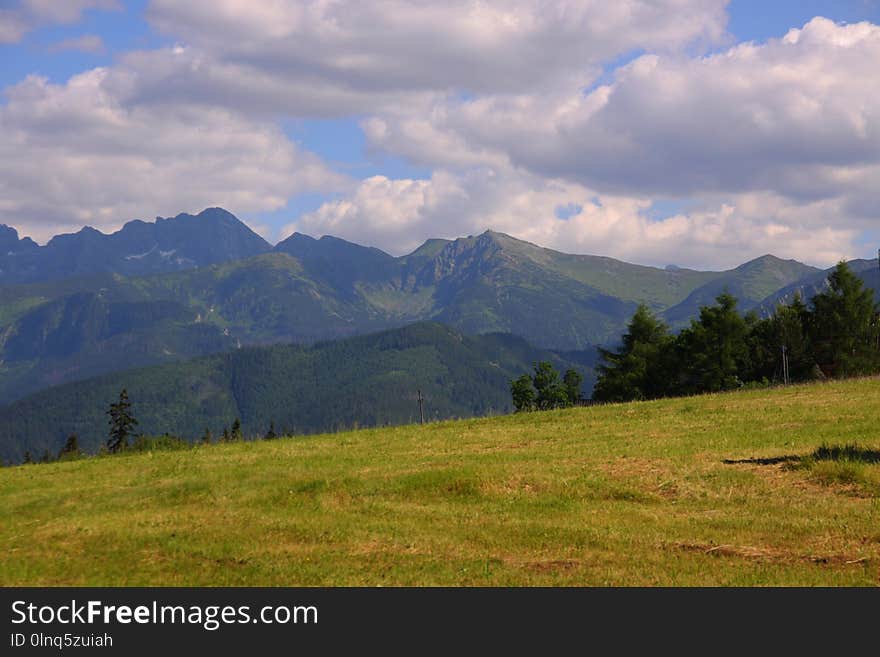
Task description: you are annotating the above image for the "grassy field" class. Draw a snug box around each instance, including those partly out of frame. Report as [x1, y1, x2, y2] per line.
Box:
[2, 378, 879, 586]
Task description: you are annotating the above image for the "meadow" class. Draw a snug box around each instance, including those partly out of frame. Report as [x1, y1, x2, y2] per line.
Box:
[2, 378, 879, 586]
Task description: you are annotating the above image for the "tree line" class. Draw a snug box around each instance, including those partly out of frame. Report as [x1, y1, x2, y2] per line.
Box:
[17, 389, 284, 465]
[592, 261, 880, 402]
[509, 361, 584, 412]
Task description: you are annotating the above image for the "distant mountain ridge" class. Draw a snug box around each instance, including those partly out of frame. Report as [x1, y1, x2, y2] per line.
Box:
[0, 208, 271, 283]
[661, 254, 820, 327]
[0, 207, 858, 406]
[757, 258, 880, 313]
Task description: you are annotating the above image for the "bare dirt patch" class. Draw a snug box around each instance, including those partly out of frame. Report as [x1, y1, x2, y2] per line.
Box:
[672, 541, 870, 568]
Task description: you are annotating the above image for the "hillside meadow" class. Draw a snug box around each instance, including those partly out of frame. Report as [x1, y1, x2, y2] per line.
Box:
[2, 378, 879, 586]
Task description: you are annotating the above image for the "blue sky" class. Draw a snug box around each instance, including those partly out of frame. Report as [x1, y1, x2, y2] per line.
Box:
[1, 0, 878, 268]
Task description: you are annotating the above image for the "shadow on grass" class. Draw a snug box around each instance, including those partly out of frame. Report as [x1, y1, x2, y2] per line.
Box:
[723, 444, 880, 466]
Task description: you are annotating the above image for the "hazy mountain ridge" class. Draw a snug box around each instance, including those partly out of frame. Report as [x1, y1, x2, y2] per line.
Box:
[0, 208, 271, 284]
[756, 258, 880, 314]
[662, 255, 821, 327]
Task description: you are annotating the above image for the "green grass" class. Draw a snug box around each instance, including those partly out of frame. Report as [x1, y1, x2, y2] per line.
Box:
[788, 444, 880, 496]
[2, 378, 880, 586]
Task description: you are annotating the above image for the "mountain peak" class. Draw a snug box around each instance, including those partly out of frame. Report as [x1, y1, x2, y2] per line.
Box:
[156, 207, 239, 225]
[478, 228, 516, 242]
[275, 231, 393, 259]
[195, 207, 239, 222]
[475, 229, 543, 251]
[277, 231, 316, 245]
[734, 253, 819, 274]
[0, 207, 271, 284]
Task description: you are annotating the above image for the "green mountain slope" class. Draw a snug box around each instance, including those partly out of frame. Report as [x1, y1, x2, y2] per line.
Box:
[472, 231, 721, 308]
[0, 253, 400, 404]
[661, 255, 820, 327]
[756, 258, 880, 313]
[0, 209, 833, 404]
[0, 322, 592, 463]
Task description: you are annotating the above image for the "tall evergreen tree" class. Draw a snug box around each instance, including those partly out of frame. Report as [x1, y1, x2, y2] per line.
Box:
[808, 261, 880, 377]
[675, 292, 750, 394]
[593, 304, 672, 402]
[748, 295, 815, 384]
[230, 418, 243, 442]
[58, 433, 81, 460]
[106, 388, 138, 453]
[264, 422, 277, 440]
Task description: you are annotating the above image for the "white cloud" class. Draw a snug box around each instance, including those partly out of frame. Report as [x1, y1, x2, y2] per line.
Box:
[135, 0, 728, 117]
[365, 18, 880, 205]
[0, 69, 350, 242]
[290, 167, 857, 269]
[0, 0, 119, 43]
[344, 17, 880, 265]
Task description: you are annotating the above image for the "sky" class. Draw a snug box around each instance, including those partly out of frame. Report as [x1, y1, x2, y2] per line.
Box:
[1, 1, 879, 269]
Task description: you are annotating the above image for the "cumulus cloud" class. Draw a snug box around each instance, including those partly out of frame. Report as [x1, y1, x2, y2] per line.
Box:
[137, 0, 728, 116]
[341, 17, 880, 264]
[365, 18, 880, 204]
[290, 167, 856, 269]
[0, 0, 119, 43]
[0, 69, 350, 242]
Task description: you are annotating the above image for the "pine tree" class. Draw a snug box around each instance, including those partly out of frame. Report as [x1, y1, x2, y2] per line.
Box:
[58, 433, 81, 460]
[231, 418, 243, 442]
[748, 295, 816, 384]
[23, 450, 33, 464]
[106, 388, 138, 453]
[221, 426, 230, 443]
[593, 304, 672, 402]
[264, 422, 277, 440]
[808, 261, 879, 377]
[676, 292, 750, 394]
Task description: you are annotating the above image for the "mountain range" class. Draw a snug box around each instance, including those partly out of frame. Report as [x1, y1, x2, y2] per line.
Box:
[0, 209, 860, 406]
[0, 208, 838, 406]
[0, 208, 270, 284]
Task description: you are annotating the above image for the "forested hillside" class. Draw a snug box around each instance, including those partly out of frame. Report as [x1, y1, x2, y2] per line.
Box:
[0, 322, 594, 463]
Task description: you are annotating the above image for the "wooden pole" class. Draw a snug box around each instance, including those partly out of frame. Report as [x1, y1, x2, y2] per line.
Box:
[781, 345, 790, 386]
